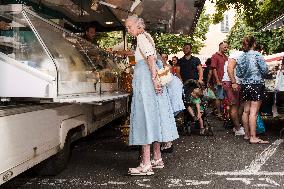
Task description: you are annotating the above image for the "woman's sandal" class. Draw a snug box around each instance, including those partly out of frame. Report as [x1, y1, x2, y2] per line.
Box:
[128, 163, 154, 176]
[249, 138, 269, 144]
[243, 136, 250, 140]
[151, 158, 164, 169]
[199, 128, 205, 136]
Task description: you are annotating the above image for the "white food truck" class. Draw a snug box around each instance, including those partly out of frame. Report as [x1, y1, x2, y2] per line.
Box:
[0, 0, 206, 185]
[0, 4, 129, 184]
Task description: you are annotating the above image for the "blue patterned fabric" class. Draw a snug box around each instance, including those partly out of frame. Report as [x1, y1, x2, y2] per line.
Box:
[236, 50, 268, 84]
[129, 60, 179, 145]
[167, 76, 185, 116]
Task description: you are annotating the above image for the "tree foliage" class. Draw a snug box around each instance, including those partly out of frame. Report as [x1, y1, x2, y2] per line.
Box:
[226, 15, 284, 54]
[151, 8, 211, 54]
[213, 0, 284, 29]
[97, 31, 124, 49]
[98, 8, 210, 55]
[213, 0, 284, 54]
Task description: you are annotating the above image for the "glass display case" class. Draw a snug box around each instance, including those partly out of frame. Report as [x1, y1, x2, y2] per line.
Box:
[0, 4, 129, 102]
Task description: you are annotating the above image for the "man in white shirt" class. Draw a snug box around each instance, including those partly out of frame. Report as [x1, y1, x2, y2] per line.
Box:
[223, 51, 245, 136]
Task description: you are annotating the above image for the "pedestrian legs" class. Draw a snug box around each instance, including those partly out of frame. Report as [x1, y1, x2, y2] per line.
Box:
[242, 101, 251, 139]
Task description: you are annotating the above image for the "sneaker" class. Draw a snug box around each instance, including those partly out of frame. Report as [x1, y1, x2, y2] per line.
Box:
[199, 128, 205, 136]
[233, 126, 243, 133]
[235, 127, 245, 136]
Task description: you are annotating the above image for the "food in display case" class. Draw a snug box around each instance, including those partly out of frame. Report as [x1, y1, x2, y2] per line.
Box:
[0, 4, 130, 102]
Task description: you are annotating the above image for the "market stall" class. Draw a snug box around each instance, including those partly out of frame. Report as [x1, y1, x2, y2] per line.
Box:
[259, 53, 284, 116]
[0, 4, 130, 103]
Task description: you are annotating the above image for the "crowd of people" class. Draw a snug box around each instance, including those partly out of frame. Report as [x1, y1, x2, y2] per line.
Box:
[124, 15, 270, 176]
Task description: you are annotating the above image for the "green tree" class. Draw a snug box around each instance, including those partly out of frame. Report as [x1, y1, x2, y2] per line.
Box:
[226, 14, 284, 54]
[97, 31, 124, 49]
[153, 7, 211, 54]
[211, 0, 284, 54]
[98, 8, 210, 55]
[213, 0, 284, 29]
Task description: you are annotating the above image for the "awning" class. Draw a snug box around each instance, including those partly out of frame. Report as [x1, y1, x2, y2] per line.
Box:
[261, 14, 284, 31]
[264, 52, 284, 63]
[103, 0, 206, 34]
[2, 0, 205, 34]
[264, 52, 284, 67]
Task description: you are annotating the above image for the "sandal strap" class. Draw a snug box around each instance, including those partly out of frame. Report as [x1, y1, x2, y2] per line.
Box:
[151, 158, 163, 164]
[151, 158, 164, 168]
[129, 163, 153, 174]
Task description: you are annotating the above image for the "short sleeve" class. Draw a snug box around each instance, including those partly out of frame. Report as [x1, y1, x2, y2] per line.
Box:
[194, 98, 201, 104]
[229, 51, 243, 60]
[177, 59, 181, 67]
[255, 52, 268, 76]
[211, 54, 218, 69]
[137, 34, 155, 57]
[195, 57, 201, 65]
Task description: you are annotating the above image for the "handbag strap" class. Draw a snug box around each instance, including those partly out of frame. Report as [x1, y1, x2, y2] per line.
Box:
[137, 33, 157, 59]
[137, 33, 163, 71]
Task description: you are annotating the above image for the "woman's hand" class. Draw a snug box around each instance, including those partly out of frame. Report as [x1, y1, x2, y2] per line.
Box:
[232, 83, 240, 91]
[152, 79, 163, 94]
[197, 112, 202, 119]
[198, 79, 204, 86]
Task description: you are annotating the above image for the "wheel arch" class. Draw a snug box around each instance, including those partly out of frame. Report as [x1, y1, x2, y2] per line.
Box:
[59, 114, 88, 149]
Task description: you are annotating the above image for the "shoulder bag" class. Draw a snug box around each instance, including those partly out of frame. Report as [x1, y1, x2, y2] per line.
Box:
[139, 33, 173, 86]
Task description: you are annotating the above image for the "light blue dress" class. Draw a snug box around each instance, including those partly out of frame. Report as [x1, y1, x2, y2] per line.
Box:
[167, 75, 185, 116]
[129, 59, 179, 145]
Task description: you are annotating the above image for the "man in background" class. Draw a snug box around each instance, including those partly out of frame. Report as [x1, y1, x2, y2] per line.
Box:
[83, 24, 97, 45]
[176, 43, 203, 84]
[176, 43, 203, 135]
[210, 41, 229, 119]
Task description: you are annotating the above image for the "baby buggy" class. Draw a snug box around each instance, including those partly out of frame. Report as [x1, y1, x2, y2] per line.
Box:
[183, 79, 214, 136]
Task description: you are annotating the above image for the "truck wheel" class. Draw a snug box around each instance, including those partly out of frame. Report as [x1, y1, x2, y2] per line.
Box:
[34, 133, 71, 176]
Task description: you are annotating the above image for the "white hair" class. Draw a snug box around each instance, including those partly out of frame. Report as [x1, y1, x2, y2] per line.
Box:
[126, 14, 145, 29]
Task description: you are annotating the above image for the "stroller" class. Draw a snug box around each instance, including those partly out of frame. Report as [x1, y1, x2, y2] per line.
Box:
[183, 79, 214, 136]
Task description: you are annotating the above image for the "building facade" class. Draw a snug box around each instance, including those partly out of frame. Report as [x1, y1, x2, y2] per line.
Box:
[197, 1, 236, 63]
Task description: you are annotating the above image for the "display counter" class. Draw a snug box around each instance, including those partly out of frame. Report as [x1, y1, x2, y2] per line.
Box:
[0, 4, 130, 103]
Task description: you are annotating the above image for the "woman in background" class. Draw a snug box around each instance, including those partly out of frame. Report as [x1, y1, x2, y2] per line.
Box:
[234, 36, 269, 144]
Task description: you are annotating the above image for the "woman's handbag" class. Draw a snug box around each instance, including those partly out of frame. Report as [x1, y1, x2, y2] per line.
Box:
[256, 113, 265, 134]
[157, 66, 173, 86]
[156, 61, 173, 86]
[138, 33, 173, 86]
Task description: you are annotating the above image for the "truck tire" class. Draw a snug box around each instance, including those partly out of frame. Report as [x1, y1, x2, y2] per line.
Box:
[34, 132, 71, 176]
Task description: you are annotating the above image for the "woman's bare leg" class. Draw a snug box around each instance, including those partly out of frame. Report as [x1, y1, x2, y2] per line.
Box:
[231, 104, 241, 130]
[153, 142, 161, 160]
[141, 144, 151, 165]
[199, 117, 204, 129]
[249, 101, 262, 141]
[242, 101, 251, 139]
[187, 106, 195, 117]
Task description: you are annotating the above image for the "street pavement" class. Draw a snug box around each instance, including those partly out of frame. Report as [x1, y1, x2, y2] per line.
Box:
[2, 115, 284, 189]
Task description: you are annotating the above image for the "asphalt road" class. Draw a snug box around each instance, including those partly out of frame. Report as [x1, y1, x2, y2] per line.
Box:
[2, 116, 284, 189]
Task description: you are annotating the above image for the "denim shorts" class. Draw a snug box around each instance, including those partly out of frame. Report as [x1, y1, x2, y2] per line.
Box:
[214, 85, 224, 100]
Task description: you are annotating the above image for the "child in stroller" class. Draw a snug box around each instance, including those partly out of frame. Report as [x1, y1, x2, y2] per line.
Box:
[183, 79, 213, 136]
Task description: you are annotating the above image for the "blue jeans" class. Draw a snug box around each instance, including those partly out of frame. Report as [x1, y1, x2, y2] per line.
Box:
[214, 85, 224, 100]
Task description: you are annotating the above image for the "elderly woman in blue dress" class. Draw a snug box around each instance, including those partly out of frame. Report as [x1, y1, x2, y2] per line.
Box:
[125, 15, 179, 175]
